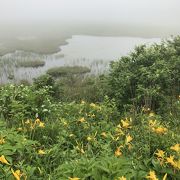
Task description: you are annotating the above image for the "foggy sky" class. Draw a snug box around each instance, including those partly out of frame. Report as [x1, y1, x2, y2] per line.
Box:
[0, 0, 180, 27]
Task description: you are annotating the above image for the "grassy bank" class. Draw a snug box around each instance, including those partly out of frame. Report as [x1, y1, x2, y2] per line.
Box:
[47, 66, 91, 77]
[17, 60, 45, 68]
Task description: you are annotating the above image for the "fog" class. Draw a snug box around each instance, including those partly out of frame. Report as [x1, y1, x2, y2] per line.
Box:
[0, 0, 179, 55]
[0, 0, 180, 26]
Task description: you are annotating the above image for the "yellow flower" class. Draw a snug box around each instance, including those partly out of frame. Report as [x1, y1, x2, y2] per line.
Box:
[170, 144, 180, 152]
[90, 103, 96, 107]
[166, 156, 180, 169]
[149, 120, 157, 127]
[146, 170, 159, 180]
[115, 127, 125, 136]
[0, 137, 5, 145]
[25, 119, 30, 124]
[39, 122, 45, 128]
[38, 149, 46, 155]
[117, 176, 126, 180]
[91, 114, 95, 118]
[35, 118, 41, 124]
[11, 169, 21, 180]
[69, 177, 80, 180]
[87, 136, 92, 141]
[155, 149, 165, 158]
[149, 112, 155, 117]
[153, 127, 167, 134]
[166, 155, 177, 167]
[80, 148, 85, 154]
[17, 127, 23, 131]
[128, 143, 133, 150]
[63, 121, 68, 126]
[121, 119, 131, 129]
[69, 134, 74, 137]
[126, 135, 133, 143]
[0, 155, 10, 165]
[30, 124, 34, 130]
[78, 117, 86, 123]
[163, 173, 167, 180]
[115, 147, 122, 157]
[81, 100, 85, 104]
[101, 132, 107, 137]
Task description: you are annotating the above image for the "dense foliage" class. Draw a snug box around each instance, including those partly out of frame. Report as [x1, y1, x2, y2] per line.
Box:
[107, 36, 180, 115]
[0, 36, 179, 179]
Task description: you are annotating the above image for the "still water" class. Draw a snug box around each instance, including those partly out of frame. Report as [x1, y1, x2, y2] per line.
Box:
[0, 35, 160, 84]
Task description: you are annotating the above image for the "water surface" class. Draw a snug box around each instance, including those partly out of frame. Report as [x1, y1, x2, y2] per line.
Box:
[0, 35, 161, 84]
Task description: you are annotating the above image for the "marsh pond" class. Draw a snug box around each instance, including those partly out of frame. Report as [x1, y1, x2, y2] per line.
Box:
[0, 35, 160, 84]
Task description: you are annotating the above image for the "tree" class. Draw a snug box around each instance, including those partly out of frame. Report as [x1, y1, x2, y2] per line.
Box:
[107, 36, 180, 114]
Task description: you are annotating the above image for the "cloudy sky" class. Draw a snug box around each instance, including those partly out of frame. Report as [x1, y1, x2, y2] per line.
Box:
[0, 0, 179, 27]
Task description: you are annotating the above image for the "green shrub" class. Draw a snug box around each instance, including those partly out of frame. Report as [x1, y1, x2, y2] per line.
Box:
[106, 36, 180, 114]
[46, 66, 91, 77]
[17, 60, 45, 68]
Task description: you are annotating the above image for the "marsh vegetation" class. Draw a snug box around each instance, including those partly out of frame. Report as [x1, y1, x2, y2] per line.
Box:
[17, 60, 45, 68]
[47, 66, 91, 77]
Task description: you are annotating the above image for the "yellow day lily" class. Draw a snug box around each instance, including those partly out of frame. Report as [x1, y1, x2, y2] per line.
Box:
[90, 103, 96, 108]
[78, 117, 86, 123]
[0, 137, 5, 145]
[35, 118, 41, 124]
[126, 135, 133, 143]
[128, 143, 133, 150]
[115, 147, 122, 157]
[146, 170, 159, 180]
[166, 155, 177, 168]
[121, 119, 131, 129]
[76, 145, 85, 154]
[170, 144, 180, 152]
[149, 112, 155, 117]
[0, 155, 10, 165]
[101, 132, 107, 138]
[17, 127, 23, 131]
[69, 177, 80, 180]
[81, 100, 85, 104]
[25, 119, 30, 124]
[63, 121, 68, 126]
[162, 173, 167, 180]
[39, 122, 45, 128]
[11, 169, 21, 180]
[87, 136, 92, 141]
[153, 127, 167, 134]
[38, 149, 46, 155]
[91, 114, 95, 118]
[80, 148, 85, 154]
[69, 134, 74, 137]
[149, 120, 157, 127]
[155, 149, 165, 158]
[118, 176, 126, 180]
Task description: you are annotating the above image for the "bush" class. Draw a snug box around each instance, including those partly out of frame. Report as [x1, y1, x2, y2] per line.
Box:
[0, 85, 179, 179]
[46, 66, 91, 77]
[17, 60, 45, 68]
[106, 36, 180, 114]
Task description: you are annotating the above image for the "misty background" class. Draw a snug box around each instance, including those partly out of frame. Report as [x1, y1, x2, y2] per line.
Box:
[0, 0, 180, 55]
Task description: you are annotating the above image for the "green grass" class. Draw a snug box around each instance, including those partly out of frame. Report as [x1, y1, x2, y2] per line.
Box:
[17, 60, 45, 68]
[47, 66, 91, 77]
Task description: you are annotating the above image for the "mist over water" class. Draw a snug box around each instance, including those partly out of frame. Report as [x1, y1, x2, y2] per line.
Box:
[0, 0, 179, 55]
[0, 35, 161, 84]
[0, 0, 179, 83]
